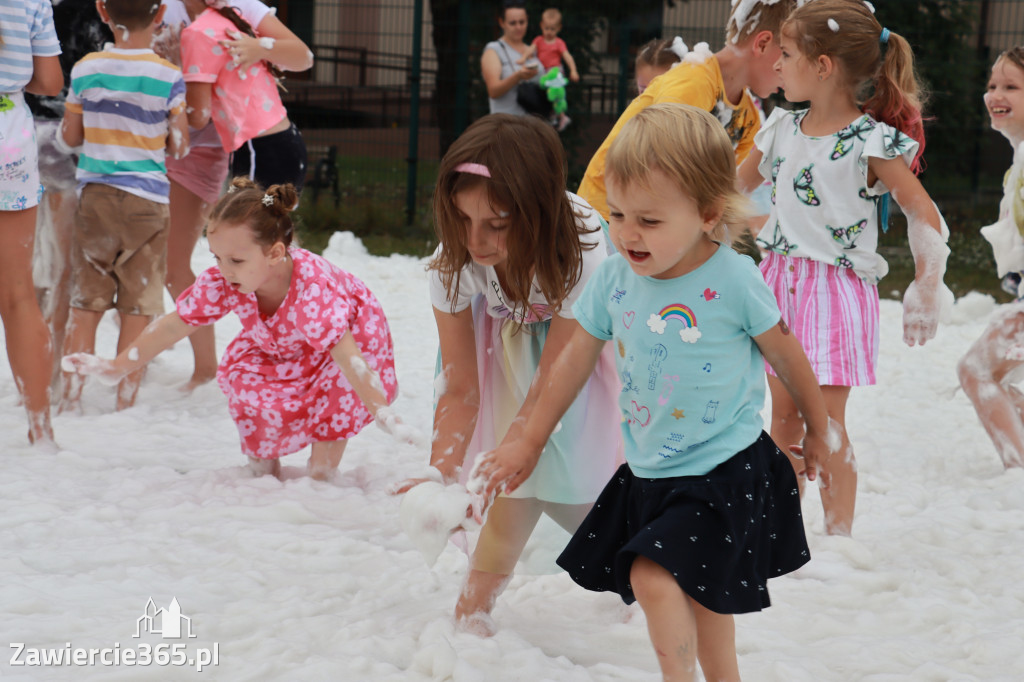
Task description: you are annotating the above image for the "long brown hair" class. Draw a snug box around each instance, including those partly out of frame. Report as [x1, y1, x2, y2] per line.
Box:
[431, 114, 595, 323]
[783, 0, 927, 173]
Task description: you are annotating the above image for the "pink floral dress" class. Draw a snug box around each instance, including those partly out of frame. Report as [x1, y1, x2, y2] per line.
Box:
[176, 247, 398, 459]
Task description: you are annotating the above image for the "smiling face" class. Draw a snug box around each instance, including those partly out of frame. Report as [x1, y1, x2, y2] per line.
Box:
[775, 32, 819, 103]
[985, 57, 1024, 143]
[206, 221, 285, 295]
[606, 169, 720, 280]
[452, 183, 511, 270]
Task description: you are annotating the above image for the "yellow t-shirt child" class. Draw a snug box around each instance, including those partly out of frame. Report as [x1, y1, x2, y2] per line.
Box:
[579, 55, 760, 221]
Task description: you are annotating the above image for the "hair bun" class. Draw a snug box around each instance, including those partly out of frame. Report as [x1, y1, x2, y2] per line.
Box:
[229, 177, 258, 193]
[265, 184, 299, 215]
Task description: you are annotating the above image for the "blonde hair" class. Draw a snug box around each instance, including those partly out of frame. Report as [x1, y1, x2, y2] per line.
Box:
[605, 103, 748, 244]
[431, 114, 595, 323]
[207, 177, 299, 248]
[726, 0, 799, 45]
[541, 8, 562, 26]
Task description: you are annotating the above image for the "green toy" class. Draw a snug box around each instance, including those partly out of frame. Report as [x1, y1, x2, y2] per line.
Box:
[540, 67, 568, 115]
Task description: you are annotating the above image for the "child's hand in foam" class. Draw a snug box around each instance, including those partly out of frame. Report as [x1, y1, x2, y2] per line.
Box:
[60, 354, 125, 386]
[468, 441, 542, 498]
[375, 406, 430, 449]
[902, 279, 953, 347]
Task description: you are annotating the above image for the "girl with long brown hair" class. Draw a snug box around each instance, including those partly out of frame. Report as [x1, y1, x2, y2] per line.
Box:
[396, 114, 621, 634]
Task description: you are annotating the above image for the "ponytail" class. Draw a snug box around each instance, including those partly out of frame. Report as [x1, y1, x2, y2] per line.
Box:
[862, 32, 926, 174]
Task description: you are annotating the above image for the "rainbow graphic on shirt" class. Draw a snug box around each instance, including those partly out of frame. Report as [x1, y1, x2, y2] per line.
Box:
[646, 303, 702, 343]
[659, 304, 696, 328]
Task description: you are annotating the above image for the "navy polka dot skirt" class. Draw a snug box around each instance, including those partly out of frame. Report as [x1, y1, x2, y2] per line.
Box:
[556, 431, 809, 614]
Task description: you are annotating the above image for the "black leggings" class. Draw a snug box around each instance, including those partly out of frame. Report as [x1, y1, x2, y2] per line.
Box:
[230, 123, 308, 192]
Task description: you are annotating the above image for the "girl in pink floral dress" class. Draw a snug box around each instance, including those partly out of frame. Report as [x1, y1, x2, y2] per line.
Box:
[63, 178, 398, 480]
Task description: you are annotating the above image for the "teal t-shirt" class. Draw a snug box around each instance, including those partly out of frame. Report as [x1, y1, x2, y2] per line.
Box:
[572, 245, 781, 478]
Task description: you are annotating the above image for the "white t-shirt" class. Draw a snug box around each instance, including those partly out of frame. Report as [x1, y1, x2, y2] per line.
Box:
[754, 107, 918, 283]
[429, 193, 607, 323]
[160, 0, 276, 147]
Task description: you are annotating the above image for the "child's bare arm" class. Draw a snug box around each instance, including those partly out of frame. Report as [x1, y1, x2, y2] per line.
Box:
[753, 320, 831, 481]
[476, 322, 605, 495]
[60, 110, 84, 149]
[562, 50, 580, 81]
[391, 306, 481, 492]
[167, 108, 190, 160]
[736, 147, 766, 195]
[25, 55, 63, 96]
[516, 44, 537, 65]
[330, 330, 390, 418]
[63, 312, 196, 383]
[870, 156, 950, 346]
[185, 82, 213, 129]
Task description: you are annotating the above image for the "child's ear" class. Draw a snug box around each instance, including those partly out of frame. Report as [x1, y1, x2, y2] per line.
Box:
[702, 199, 726, 232]
[816, 54, 836, 81]
[269, 241, 288, 263]
[752, 30, 775, 55]
[153, 3, 167, 26]
[95, 0, 111, 24]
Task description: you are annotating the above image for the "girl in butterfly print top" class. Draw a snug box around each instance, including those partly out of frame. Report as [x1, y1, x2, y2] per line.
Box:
[738, 0, 951, 536]
[63, 179, 398, 481]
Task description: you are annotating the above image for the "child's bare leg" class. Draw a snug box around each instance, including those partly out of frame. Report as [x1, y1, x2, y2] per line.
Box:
[248, 456, 281, 478]
[767, 375, 807, 493]
[114, 312, 152, 410]
[59, 307, 104, 413]
[36, 187, 76, 397]
[0, 206, 54, 442]
[630, 555, 699, 682]
[692, 599, 740, 682]
[958, 311, 1024, 468]
[819, 386, 855, 536]
[307, 440, 348, 480]
[455, 497, 542, 635]
[165, 181, 216, 390]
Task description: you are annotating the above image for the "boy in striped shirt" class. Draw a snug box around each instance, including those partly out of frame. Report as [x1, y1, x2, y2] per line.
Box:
[58, 0, 188, 412]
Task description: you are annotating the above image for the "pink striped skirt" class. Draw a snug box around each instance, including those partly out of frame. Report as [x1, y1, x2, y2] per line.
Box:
[760, 251, 879, 386]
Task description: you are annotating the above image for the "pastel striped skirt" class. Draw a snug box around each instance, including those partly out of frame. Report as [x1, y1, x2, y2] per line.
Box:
[448, 294, 623, 505]
[760, 251, 879, 386]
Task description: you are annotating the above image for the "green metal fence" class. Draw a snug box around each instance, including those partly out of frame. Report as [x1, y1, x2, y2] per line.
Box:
[271, 0, 1024, 237]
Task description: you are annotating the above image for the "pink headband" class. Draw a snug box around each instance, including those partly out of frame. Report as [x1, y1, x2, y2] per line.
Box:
[454, 162, 491, 178]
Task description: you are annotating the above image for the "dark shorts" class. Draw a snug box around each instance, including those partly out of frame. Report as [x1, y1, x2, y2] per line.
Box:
[230, 123, 307, 193]
[556, 432, 810, 614]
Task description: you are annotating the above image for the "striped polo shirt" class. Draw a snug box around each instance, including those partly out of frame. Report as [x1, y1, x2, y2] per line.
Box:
[65, 48, 186, 203]
[0, 0, 62, 92]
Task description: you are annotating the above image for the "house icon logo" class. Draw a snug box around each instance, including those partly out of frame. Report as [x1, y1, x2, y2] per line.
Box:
[134, 597, 196, 639]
